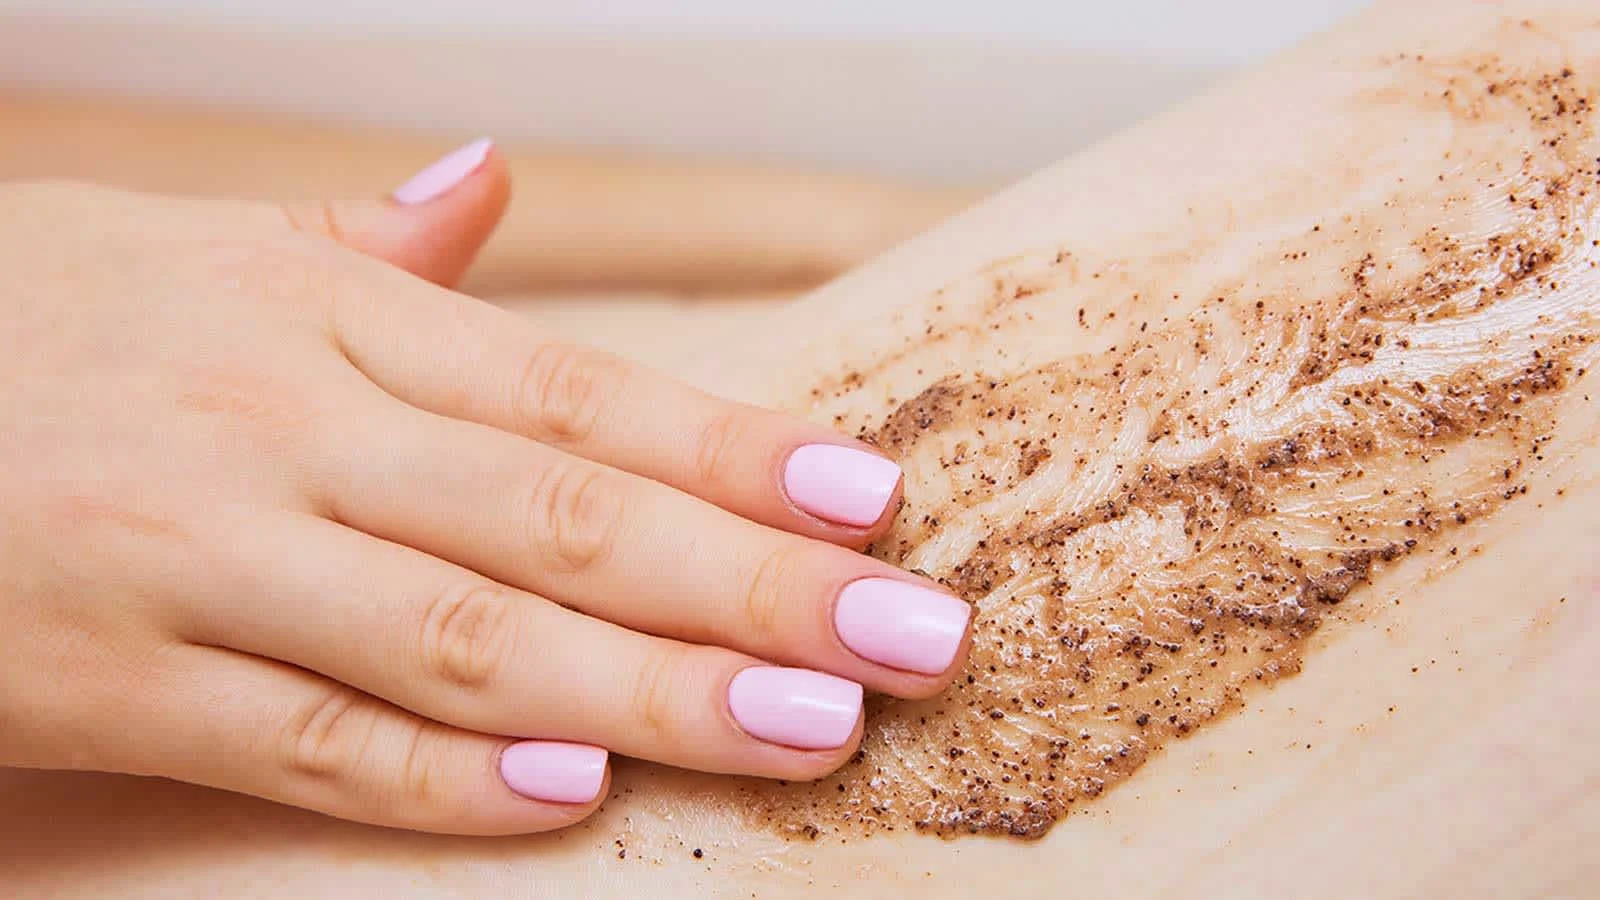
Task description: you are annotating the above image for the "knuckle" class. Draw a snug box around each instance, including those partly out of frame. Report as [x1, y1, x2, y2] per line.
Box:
[170, 365, 329, 457]
[628, 646, 690, 753]
[195, 237, 340, 316]
[741, 543, 811, 646]
[514, 342, 620, 446]
[525, 462, 624, 575]
[275, 199, 346, 245]
[418, 583, 517, 692]
[282, 686, 381, 783]
[394, 720, 469, 825]
[692, 409, 749, 492]
[281, 687, 471, 827]
[205, 233, 303, 282]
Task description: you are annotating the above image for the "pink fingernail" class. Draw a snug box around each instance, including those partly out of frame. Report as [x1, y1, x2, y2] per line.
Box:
[727, 667, 862, 750]
[835, 578, 970, 675]
[499, 740, 607, 804]
[783, 444, 901, 528]
[391, 137, 493, 205]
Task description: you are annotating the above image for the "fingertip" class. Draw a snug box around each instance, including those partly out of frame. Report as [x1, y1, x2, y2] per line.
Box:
[776, 440, 907, 550]
[389, 137, 497, 207]
[499, 739, 609, 806]
[719, 664, 871, 781]
[456, 141, 512, 229]
[881, 625, 975, 701]
[358, 137, 511, 287]
[533, 762, 613, 831]
[854, 470, 906, 546]
[800, 704, 868, 779]
[742, 702, 867, 784]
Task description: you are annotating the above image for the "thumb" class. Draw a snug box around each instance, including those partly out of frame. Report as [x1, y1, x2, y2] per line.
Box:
[291, 137, 510, 288]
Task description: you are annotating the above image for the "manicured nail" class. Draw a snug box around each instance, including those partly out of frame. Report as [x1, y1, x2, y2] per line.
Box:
[835, 578, 970, 675]
[391, 137, 493, 205]
[727, 667, 862, 750]
[499, 740, 607, 804]
[783, 444, 901, 527]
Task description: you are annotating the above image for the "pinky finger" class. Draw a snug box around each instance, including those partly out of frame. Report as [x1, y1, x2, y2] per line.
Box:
[129, 643, 609, 835]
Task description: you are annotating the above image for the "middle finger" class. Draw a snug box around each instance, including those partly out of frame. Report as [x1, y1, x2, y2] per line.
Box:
[315, 401, 971, 696]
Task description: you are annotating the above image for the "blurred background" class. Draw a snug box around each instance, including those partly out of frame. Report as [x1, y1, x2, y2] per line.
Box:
[2, 0, 1370, 180]
[0, 1, 1372, 355]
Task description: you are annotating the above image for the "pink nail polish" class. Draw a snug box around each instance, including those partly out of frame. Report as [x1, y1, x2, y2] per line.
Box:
[783, 444, 901, 528]
[834, 578, 970, 675]
[727, 667, 862, 750]
[499, 740, 606, 804]
[391, 137, 493, 205]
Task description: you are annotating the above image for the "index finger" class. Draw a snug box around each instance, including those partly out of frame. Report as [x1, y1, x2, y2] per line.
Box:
[326, 260, 903, 546]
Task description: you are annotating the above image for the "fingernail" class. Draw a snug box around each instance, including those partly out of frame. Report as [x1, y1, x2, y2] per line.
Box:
[783, 444, 901, 528]
[499, 740, 607, 804]
[834, 578, 970, 675]
[727, 667, 862, 750]
[391, 137, 494, 205]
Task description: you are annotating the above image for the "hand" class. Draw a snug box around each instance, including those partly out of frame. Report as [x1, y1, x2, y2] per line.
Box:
[0, 142, 971, 835]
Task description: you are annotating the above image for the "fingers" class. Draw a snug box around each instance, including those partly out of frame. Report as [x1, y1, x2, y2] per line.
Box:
[316, 402, 971, 697]
[118, 642, 607, 835]
[180, 512, 866, 780]
[325, 261, 902, 546]
[279, 137, 510, 288]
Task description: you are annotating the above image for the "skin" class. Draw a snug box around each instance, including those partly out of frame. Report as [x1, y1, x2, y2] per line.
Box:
[4, 0, 1599, 896]
[0, 154, 972, 836]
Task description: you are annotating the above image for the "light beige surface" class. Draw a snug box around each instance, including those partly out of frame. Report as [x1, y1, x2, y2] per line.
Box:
[4, 1, 1600, 897]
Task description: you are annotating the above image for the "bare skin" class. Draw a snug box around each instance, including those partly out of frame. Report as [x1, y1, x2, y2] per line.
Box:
[3, 0, 1598, 896]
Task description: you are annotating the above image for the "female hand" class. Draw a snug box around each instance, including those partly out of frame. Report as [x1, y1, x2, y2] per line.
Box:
[0, 142, 971, 835]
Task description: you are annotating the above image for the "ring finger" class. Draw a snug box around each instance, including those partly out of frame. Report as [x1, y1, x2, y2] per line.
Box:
[179, 510, 866, 780]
